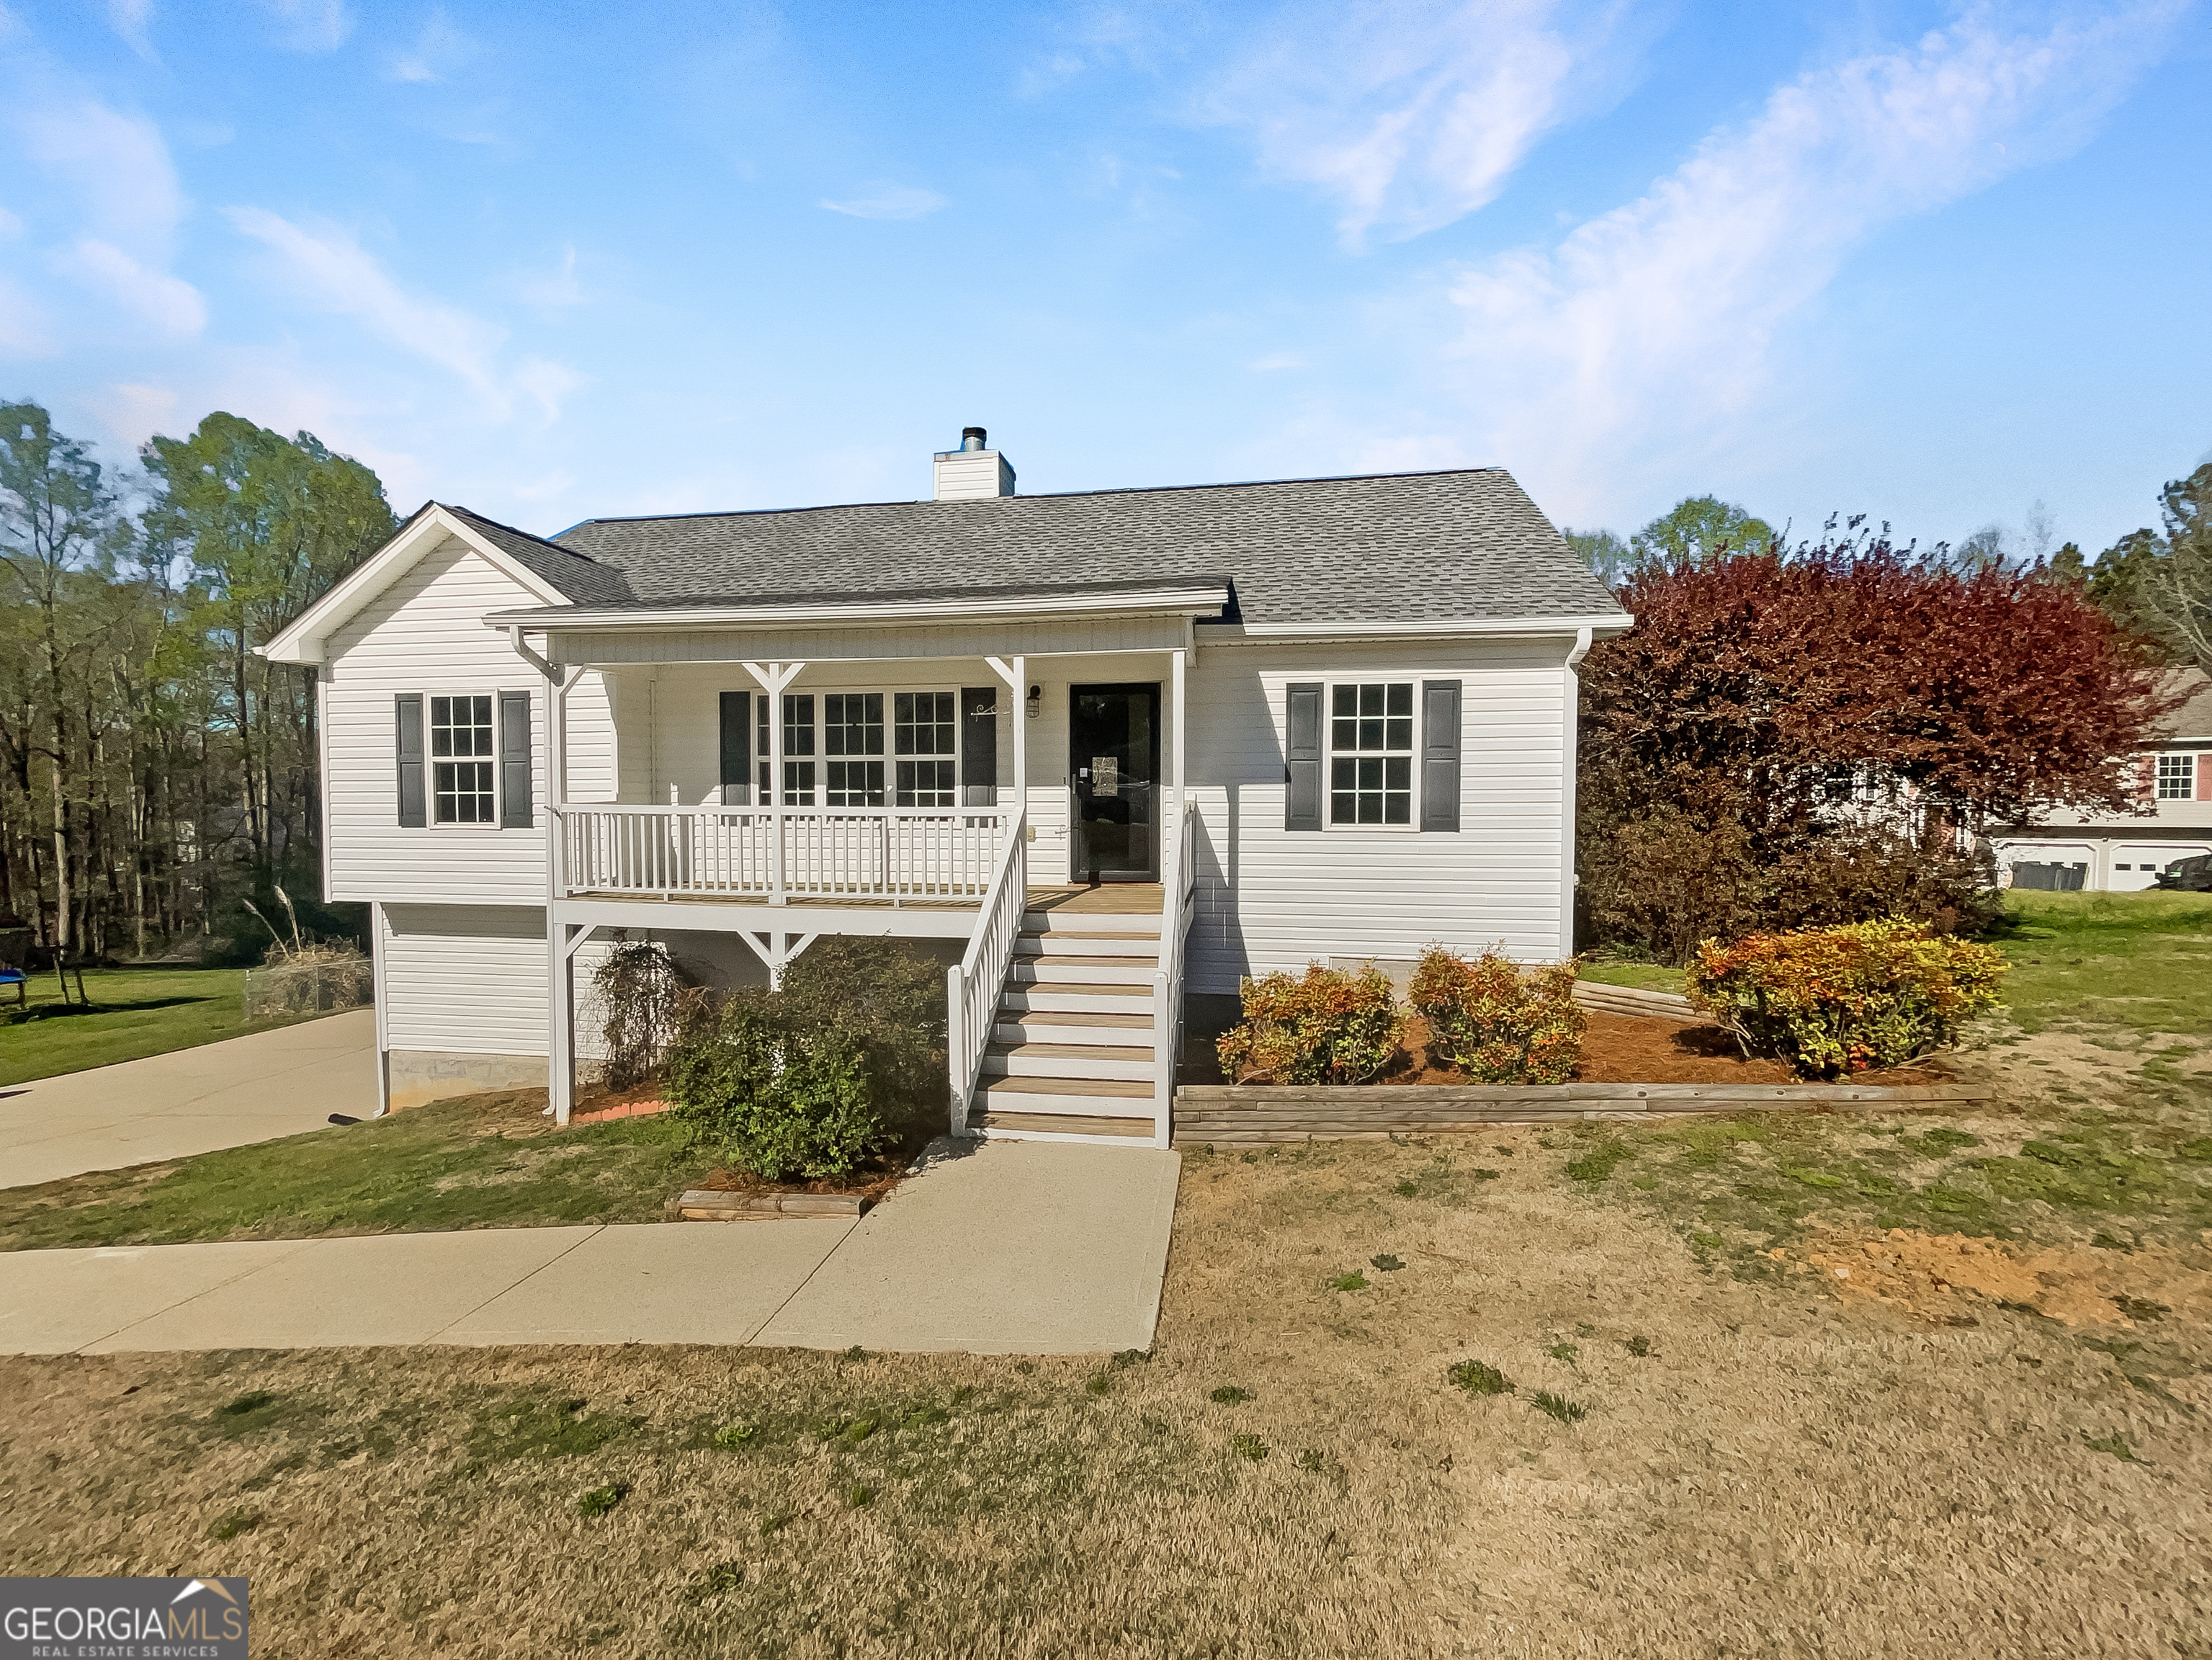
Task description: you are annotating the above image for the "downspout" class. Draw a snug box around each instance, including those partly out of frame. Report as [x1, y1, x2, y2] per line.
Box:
[1561, 627, 1593, 963]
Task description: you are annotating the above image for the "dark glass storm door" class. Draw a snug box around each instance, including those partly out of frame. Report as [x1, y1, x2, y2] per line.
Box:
[1070, 683, 1161, 883]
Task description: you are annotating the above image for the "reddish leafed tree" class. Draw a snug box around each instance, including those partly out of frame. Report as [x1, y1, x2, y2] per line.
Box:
[1577, 525, 2180, 958]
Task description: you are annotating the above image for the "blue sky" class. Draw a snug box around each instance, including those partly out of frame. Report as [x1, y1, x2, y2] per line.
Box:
[2, 1, 2207, 558]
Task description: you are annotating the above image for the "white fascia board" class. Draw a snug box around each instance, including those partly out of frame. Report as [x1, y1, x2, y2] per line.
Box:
[1202, 613, 1634, 644]
[261, 505, 571, 665]
[480, 584, 1231, 633]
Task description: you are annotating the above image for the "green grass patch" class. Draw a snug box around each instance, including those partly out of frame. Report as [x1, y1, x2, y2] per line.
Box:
[0, 965, 344, 1086]
[1575, 960, 1688, 994]
[0, 1093, 721, 1251]
[1446, 1360, 1513, 1397]
[1989, 892, 2212, 1035]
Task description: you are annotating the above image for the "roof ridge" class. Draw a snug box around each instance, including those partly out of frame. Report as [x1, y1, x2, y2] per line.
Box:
[555, 465, 1509, 533]
[444, 502, 612, 565]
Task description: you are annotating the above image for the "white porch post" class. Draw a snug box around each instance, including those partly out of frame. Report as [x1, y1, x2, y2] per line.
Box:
[986, 653, 1027, 818]
[1170, 646, 1186, 886]
[743, 661, 804, 905]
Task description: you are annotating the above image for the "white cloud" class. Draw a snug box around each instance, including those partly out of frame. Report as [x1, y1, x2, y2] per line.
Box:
[223, 206, 583, 429]
[1438, 3, 2183, 512]
[519, 244, 584, 309]
[258, 0, 351, 53]
[14, 99, 186, 246]
[1204, 0, 1631, 247]
[390, 8, 476, 82]
[515, 356, 584, 425]
[105, 0, 156, 59]
[225, 206, 507, 398]
[819, 185, 948, 221]
[54, 236, 207, 337]
[1249, 352, 1308, 371]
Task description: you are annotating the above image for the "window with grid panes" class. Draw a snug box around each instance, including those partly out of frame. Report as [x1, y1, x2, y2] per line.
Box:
[430, 695, 496, 823]
[1328, 682, 1414, 825]
[2157, 753, 2196, 800]
[755, 694, 817, 805]
[894, 691, 958, 806]
[823, 692, 886, 806]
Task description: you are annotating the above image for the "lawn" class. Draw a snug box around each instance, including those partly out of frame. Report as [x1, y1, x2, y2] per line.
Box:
[0, 1092, 720, 1251]
[0, 964, 333, 1086]
[3, 1053, 2206, 1657]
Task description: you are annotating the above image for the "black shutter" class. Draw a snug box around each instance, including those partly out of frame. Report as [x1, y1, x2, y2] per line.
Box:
[395, 693, 426, 827]
[719, 690, 751, 804]
[1420, 679, 1461, 832]
[1285, 682, 1322, 831]
[960, 686, 998, 806]
[499, 690, 534, 828]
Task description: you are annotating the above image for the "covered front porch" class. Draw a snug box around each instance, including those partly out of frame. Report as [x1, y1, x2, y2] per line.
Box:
[496, 581, 1218, 1144]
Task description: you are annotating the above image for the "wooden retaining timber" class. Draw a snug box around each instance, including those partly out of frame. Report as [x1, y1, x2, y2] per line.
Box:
[1571, 981, 1698, 1022]
[672, 1190, 870, 1221]
[1170, 1081, 1996, 1147]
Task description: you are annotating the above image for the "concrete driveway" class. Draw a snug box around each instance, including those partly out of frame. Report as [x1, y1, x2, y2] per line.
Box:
[0, 1009, 378, 1190]
[0, 1135, 1181, 1356]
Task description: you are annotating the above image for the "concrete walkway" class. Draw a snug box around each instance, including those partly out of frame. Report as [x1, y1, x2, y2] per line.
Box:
[0, 1009, 377, 1190]
[0, 1136, 1181, 1357]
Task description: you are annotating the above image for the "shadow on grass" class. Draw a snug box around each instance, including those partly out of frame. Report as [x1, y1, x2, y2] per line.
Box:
[3, 994, 219, 1025]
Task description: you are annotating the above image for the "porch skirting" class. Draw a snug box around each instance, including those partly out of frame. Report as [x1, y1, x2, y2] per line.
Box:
[1169, 1081, 1997, 1146]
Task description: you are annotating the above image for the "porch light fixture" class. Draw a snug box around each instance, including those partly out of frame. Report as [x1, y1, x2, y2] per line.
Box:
[1027, 685, 1042, 719]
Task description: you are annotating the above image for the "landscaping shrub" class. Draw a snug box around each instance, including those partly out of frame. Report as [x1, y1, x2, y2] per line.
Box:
[1407, 946, 1585, 1084]
[590, 937, 686, 1092]
[1215, 963, 1406, 1086]
[1688, 916, 2008, 1078]
[775, 936, 946, 1120]
[663, 996, 893, 1179]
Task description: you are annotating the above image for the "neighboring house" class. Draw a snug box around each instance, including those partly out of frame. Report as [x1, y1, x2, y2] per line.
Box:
[265, 429, 1630, 1146]
[1991, 667, 2212, 891]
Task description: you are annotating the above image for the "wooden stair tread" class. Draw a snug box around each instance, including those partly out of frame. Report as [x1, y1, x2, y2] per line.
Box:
[981, 1075, 1156, 1099]
[986, 1042, 1154, 1061]
[1014, 981, 1152, 996]
[971, 1110, 1157, 1138]
[1011, 1011, 1153, 1030]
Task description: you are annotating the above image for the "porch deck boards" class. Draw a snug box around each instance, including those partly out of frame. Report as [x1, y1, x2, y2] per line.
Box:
[564, 882, 1165, 915]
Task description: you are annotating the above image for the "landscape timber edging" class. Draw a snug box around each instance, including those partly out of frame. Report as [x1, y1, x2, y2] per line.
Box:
[1168, 1081, 1995, 1147]
[1570, 981, 1699, 1021]
[671, 1190, 872, 1221]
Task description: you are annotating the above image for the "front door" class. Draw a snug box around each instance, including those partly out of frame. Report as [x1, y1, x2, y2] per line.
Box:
[1070, 683, 1160, 883]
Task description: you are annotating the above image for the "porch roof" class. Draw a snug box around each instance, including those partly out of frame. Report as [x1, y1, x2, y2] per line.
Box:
[452, 467, 1630, 631]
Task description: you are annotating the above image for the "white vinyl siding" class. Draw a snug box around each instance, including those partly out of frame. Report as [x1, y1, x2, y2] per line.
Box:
[380, 903, 552, 1056]
[1181, 641, 1572, 991]
[321, 535, 612, 904]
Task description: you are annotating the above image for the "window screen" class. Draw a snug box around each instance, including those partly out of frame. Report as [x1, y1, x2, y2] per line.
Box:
[1329, 682, 1413, 825]
[824, 692, 886, 806]
[895, 691, 958, 807]
[430, 695, 496, 824]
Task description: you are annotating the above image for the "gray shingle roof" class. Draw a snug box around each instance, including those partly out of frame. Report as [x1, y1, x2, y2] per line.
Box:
[445, 504, 637, 607]
[505, 468, 1621, 628]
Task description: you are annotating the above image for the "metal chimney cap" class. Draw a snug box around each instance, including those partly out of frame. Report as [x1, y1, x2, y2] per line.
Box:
[960, 427, 988, 451]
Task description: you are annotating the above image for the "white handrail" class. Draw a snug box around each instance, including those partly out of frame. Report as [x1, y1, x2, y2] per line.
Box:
[1150, 798, 1200, 1148]
[946, 809, 1028, 1138]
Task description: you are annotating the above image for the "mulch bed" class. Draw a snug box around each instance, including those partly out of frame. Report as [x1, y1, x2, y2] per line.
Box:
[1376, 1012, 1944, 1089]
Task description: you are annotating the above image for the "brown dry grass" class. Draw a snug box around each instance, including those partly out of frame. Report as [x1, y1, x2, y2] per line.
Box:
[4, 1113, 2207, 1659]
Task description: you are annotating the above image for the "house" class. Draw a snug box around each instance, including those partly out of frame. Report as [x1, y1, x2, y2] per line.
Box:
[1990, 667, 2212, 891]
[264, 429, 1631, 1147]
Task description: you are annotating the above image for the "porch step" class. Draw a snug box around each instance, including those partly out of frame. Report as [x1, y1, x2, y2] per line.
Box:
[1002, 982, 1155, 1014]
[993, 1010, 1153, 1045]
[1016, 929, 1160, 958]
[982, 1041, 1154, 1081]
[1020, 911, 1160, 934]
[980, 1075, 1157, 1115]
[970, 1110, 1158, 1141]
[1010, 954, 1158, 986]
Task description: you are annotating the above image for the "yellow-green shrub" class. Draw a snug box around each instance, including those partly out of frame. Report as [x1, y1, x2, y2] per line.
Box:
[1216, 963, 1406, 1086]
[1408, 946, 1585, 1084]
[1688, 917, 2007, 1079]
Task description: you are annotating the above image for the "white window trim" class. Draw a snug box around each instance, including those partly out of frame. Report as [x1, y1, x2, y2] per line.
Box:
[2154, 751, 2198, 801]
[1322, 677, 1420, 832]
[424, 689, 508, 830]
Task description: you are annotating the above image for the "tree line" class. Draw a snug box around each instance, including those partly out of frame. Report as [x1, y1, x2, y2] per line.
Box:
[1564, 468, 2212, 962]
[0, 401, 395, 970]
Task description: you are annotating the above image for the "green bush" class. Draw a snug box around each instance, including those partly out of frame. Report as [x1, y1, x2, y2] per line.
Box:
[1215, 962, 1406, 1086]
[1687, 916, 2008, 1079]
[663, 996, 894, 1180]
[1407, 945, 1585, 1084]
[775, 937, 946, 1120]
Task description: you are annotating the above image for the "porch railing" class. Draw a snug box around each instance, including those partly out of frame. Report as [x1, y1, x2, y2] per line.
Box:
[1150, 798, 1200, 1148]
[946, 809, 1028, 1136]
[555, 803, 1013, 903]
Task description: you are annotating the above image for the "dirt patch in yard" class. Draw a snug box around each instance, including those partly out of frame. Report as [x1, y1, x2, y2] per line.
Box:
[1791, 1227, 2212, 1329]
